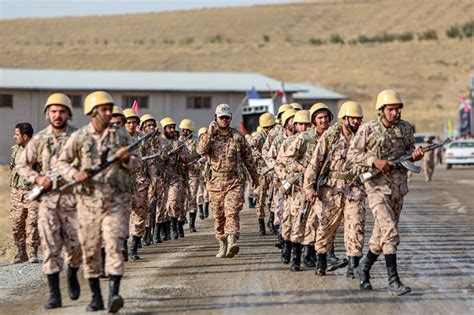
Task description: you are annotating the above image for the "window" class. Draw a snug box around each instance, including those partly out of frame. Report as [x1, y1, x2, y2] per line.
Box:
[67, 95, 83, 108]
[0, 94, 13, 108]
[186, 96, 211, 109]
[122, 95, 149, 108]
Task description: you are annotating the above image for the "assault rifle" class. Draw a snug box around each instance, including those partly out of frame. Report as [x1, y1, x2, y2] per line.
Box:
[141, 133, 192, 161]
[28, 129, 157, 201]
[299, 200, 310, 223]
[187, 156, 206, 167]
[359, 137, 452, 183]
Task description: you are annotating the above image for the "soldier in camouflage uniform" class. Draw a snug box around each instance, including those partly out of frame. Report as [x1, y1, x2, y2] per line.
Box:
[123, 108, 150, 261]
[196, 127, 210, 219]
[422, 136, 435, 182]
[110, 106, 126, 128]
[9, 122, 39, 264]
[57, 91, 140, 312]
[180, 119, 200, 233]
[250, 112, 276, 236]
[160, 117, 191, 239]
[16, 93, 82, 309]
[196, 104, 259, 259]
[347, 89, 424, 296]
[304, 101, 366, 277]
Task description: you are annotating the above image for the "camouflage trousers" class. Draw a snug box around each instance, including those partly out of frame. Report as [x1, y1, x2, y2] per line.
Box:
[207, 177, 244, 241]
[366, 188, 404, 255]
[281, 189, 296, 242]
[186, 176, 199, 214]
[255, 173, 271, 219]
[166, 179, 186, 222]
[130, 185, 149, 237]
[76, 195, 127, 278]
[423, 161, 435, 181]
[314, 187, 366, 257]
[38, 193, 82, 275]
[271, 178, 282, 226]
[287, 188, 309, 244]
[302, 202, 319, 246]
[196, 176, 209, 205]
[155, 181, 169, 224]
[9, 188, 39, 247]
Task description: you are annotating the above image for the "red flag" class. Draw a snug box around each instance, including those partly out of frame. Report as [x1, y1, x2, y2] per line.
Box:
[240, 121, 248, 134]
[131, 100, 141, 116]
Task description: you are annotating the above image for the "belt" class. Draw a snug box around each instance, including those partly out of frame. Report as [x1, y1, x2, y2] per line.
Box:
[211, 170, 238, 178]
[329, 171, 355, 181]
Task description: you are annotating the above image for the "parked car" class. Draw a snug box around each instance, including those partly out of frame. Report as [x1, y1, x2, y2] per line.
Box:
[445, 139, 474, 169]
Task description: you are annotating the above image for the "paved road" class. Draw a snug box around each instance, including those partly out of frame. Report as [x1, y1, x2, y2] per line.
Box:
[1, 166, 473, 314]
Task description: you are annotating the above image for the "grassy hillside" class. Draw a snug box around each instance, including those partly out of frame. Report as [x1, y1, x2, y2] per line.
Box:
[0, 0, 473, 132]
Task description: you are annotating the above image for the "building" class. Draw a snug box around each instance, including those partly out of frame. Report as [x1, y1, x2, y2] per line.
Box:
[0, 68, 346, 162]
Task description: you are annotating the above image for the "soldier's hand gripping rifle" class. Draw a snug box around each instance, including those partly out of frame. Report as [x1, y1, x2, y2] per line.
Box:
[359, 137, 453, 183]
[141, 133, 192, 161]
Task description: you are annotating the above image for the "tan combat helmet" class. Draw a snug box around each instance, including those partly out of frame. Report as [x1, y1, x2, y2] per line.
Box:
[277, 104, 292, 119]
[375, 89, 404, 110]
[84, 91, 114, 115]
[259, 112, 276, 128]
[338, 101, 364, 119]
[179, 119, 196, 132]
[293, 110, 311, 124]
[310, 102, 334, 122]
[123, 108, 139, 121]
[140, 113, 156, 129]
[198, 127, 207, 137]
[160, 117, 176, 129]
[112, 106, 125, 118]
[290, 102, 303, 111]
[44, 93, 73, 116]
[281, 109, 297, 127]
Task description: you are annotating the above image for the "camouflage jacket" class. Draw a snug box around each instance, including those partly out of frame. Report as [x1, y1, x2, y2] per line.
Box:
[249, 130, 268, 171]
[262, 123, 283, 163]
[196, 127, 258, 183]
[9, 144, 33, 190]
[129, 131, 149, 192]
[275, 134, 299, 182]
[266, 132, 289, 171]
[181, 136, 200, 177]
[161, 134, 191, 182]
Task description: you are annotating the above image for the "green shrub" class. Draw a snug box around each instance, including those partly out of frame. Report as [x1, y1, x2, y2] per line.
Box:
[309, 38, 323, 46]
[357, 34, 372, 43]
[446, 25, 463, 38]
[329, 33, 344, 44]
[418, 29, 438, 41]
[210, 34, 223, 43]
[182, 37, 194, 44]
[462, 21, 474, 37]
[397, 32, 413, 42]
[262, 34, 271, 42]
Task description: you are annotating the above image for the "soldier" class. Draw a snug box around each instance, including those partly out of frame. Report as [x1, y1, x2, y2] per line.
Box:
[57, 91, 140, 312]
[196, 104, 259, 258]
[123, 108, 149, 261]
[180, 119, 200, 233]
[423, 136, 435, 182]
[16, 93, 82, 309]
[290, 102, 303, 111]
[347, 89, 424, 296]
[9, 122, 39, 264]
[434, 135, 443, 165]
[250, 112, 276, 236]
[160, 117, 191, 239]
[196, 127, 210, 220]
[110, 106, 126, 127]
[304, 101, 366, 277]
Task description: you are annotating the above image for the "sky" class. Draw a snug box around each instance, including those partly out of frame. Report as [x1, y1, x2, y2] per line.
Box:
[0, 0, 300, 19]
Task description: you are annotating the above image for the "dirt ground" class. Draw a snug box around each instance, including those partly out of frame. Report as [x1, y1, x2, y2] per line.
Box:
[0, 166, 473, 314]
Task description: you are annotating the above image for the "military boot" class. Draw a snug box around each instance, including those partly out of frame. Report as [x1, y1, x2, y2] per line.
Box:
[67, 266, 81, 300]
[86, 278, 104, 312]
[108, 275, 124, 313]
[385, 254, 412, 296]
[226, 235, 239, 258]
[12, 245, 28, 264]
[346, 256, 361, 279]
[189, 212, 197, 233]
[290, 243, 302, 272]
[153, 223, 162, 244]
[267, 212, 276, 234]
[171, 218, 179, 240]
[28, 245, 39, 263]
[216, 239, 227, 258]
[44, 273, 62, 309]
[204, 202, 210, 218]
[178, 220, 185, 238]
[142, 227, 151, 246]
[130, 236, 141, 261]
[198, 204, 205, 220]
[164, 221, 171, 241]
[122, 239, 128, 262]
[161, 221, 168, 241]
[99, 247, 107, 278]
[327, 245, 348, 272]
[281, 241, 292, 264]
[355, 250, 379, 290]
[303, 245, 316, 268]
[275, 233, 284, 249]
[315, 253, 327, 276]
[258, 218, 266, 236]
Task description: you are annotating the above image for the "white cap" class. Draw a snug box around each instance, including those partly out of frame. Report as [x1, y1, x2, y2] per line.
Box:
[215, 104, 232, 118]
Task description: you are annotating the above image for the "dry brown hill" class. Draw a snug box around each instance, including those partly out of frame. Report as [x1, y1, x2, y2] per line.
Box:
[1, 0, 473, 132]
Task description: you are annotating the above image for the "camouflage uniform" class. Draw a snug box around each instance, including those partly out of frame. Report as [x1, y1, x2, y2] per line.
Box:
[183, 136, 200, 215]
[304, 123, 366, 258]
[57, 123, 139, 278]
[423, 149, 435, 181]
[250, 130, 270, 219]
[16, 125, 82, 274]
[9, 144, 40, 257]
[347, 117, 414, 255]
[196, 128, 258, 241]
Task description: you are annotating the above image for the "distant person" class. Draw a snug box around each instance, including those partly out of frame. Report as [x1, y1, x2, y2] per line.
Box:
[9, 122, 40, 264]
[434, 135, 443, 165]
[423, 137, 435, 182]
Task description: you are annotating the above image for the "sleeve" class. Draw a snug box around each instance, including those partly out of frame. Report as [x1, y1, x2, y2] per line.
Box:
[303, 135, 328, 195]
[278, 134, 305, 174]
[15, 137, 40, 183]
[196, 131, 212, 155]
[347, 125, 377, 168]
[239, 135, 259, 183]
[56, 132, 80, 181]
[261, 132, 272, 162]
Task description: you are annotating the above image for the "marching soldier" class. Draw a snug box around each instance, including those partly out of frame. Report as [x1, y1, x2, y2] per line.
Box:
[110, 106, 126, 128]
[160, 117, 191, 239]
[16, 93, 82, 309]
[423, 136, 435, 182]
[250, 112, 276, 236]
[179, 119, 200, 233]
[196, 127, 210, 220]
[347, 89, 424, 296]
[123, 108, 149, 261]
[57, 91, 140, 312]
[304, 101, 366, 277]
[9, 122, 40, 264]
[290, 102, 303, 111]
[196, 104, 259, 258]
